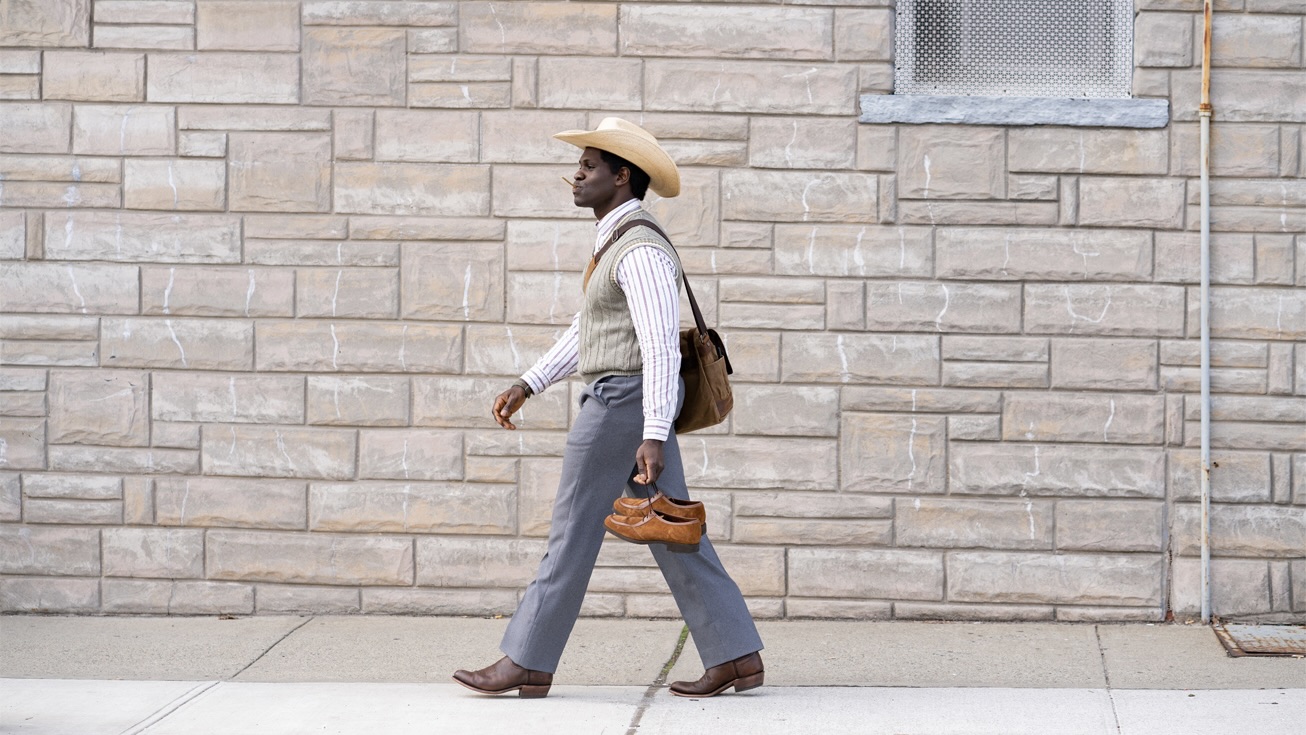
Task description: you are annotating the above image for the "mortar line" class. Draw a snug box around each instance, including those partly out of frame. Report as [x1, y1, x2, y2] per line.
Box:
[624, 624, 689, 735]
[120, 680, 220, 735]
[229, 615, 315, 680]
[1094, 624, 1123, 735]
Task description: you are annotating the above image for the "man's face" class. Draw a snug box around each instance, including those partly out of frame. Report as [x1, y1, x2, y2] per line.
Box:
[570, 147, 624, 210]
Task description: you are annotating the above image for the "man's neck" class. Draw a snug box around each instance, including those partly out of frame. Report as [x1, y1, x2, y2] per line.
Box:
[592, 193, 639, 221]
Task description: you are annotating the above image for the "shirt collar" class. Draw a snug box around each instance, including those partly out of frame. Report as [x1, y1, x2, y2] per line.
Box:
[594, 198, 644, 253]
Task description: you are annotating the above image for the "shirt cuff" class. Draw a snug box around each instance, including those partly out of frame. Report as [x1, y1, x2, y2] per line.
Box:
[519, 373, 547, 396]
[643, 418, 672, 443]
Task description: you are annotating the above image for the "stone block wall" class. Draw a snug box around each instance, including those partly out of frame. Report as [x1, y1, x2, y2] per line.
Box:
[0, 0, 1302, 622]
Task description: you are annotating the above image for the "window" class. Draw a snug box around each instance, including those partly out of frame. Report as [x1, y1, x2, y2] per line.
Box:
[894, 0, 1134, 99]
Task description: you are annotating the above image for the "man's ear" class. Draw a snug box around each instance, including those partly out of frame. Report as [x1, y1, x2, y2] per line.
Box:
[615, 166, 631, 187]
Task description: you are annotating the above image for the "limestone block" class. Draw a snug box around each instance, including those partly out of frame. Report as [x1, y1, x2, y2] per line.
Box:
[147, 53, 299, 104]
[410, 55, 509, 83]
[153, 422, 199, 450]
[489, 165, 588, 219]
[1170, 557, 1270, 619]
[374, 110, 477, 162]
[1173, 504, 1306, 557]
[865, 282, 1021, 333]
[48, 445, 197, 474]
[1268, 342, 1295, 395]
[732, 516, 889, 546]
[0, 211, 23, 259]
[936, 228, 1152, 281]
[0, 102, 72, 153]
[855, 126, 896, 173]
[949, 415, 1001, 441]
[0, 180, 122, 208]
[332, 109, 371, 161]
[151, 372, 303, 424]
[1050, 339, 1158, 391]
[0, 419, 43, 470]
[349, 216, 502, 242]
[71, 104, 173, 155]
[94, 1, 195, 24]
[180, 105, 331, 132]
[247, 240, 391, 267]
[660, 140, 746, 167]
[948, 552, 1162, 606]
[0, 473, 19, 521]
[941, 337, 1048, 364]
[208, 530, 414, 585]
[0, 316, 101, 342]
[303, 1, 456, 26]
[1202, 286, 1306, 340]
[826, 281, 865, 330]
[677, 435, 837, 490]
[536, 57, 641, 110]
[646, 60, 856, 115]
[749, 118, 855, 169]
[735, 492, 892, 520]
[141, 266, 293, 318]
[409, 82, 510, 109]
[834, 8, 893, 61]
[201, 426, 355, 480]
[782, 333, 938, 385]
[731, 385, 838, 437]
[401, 242, 504, 321]
[1211, 14, 1302, 68]
[123, 159, 226, 211]
[1008, 175, 1059, 201]
[951, 443, 1165, 498]
[48, 211, 239, 265]
[1009, 128, 1168, 175]
[309, 481, 514, 534]
[1172, 70, 1306, 124]
[722, 171, 877, 223]
[897, 498, 1053, 550]
[413, 376, 567, 430]
[518, 458, 561, 536]
[102, 318, 252, 370]
[1003, 393, 1164, 445]
[464, 457, 516, 484]
[0, 525, 99, 575]
[0, 262, 139, 315]
[1184, 395, 1305, 425]
[300, 28, 403, 106]
[461, 324, 569, 377]
[643, 167, 721, 247]
[0, 578, 99, 613]
[101, 527, 203, 578]
[841, 413, 945, 493]
[228, 132, 331, 212]
[295, 268, 398, 320]
[504, 219, 593, 270]
[1188, 420, 1304, 452]
[0, 390, 43, 416]
[899, 127, 1004, 199]
[102, 579, 254, 615]
[460, 1, 614, 54]
[307, 376, 409, 427]
[1078, 177, 1185, 229]
[23, 498, 121, 524]
[1256, 234, 1296, 286]
[899, 200, 1059, 227]
[1170, 123, 1280, 177]
[1133, 12, 1194, 67]
[479, 111, 585, 164]
[942, 362, 1048, 389]
[153, 476, 303, 529]
[197, 1, 300, 51]
[43, 51, 144, 101]
[255, 585, 359, 614]
[415, 537, 545, 587]
[335, 162, 489, 216]
[0, 0, 90, 46]
[0, 340, 100, 368]
[0, 50, 40, 74]
[1154, 232, 1256, 285]
[358, 429, 463, 481]
[1024, 284, 1186, 337]
[93, 26, 193, 50]
[257, 321, 461, 373]
[721, 277, 823, 305]
[1055, 500, 1164, 552]
[362, 588, 517, 615]
[774, 225, 931, 278]
[47, 369, 148, 446]
[465, 430, 564, 460]
[789, 548, 944, 600]
[511, 56, 536, 107]
[621, 5, 832, 60]
[502, 273, 585, 327]
[178, 131, 226, 157]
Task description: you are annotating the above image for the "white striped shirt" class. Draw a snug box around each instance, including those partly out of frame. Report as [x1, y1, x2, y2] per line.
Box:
[519, 198, 682, 441]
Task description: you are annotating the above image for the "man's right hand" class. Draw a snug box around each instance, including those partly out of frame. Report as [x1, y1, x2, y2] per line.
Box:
[492, 385, 528, 430]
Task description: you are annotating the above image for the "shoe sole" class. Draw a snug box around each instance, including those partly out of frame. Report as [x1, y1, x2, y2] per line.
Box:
[452, 676, 550, 698]
[604, 524, 700, 554]
[668, 672, 764, 698]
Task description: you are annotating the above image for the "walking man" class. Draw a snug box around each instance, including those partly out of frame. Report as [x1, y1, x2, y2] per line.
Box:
[453, 118, 764, 699]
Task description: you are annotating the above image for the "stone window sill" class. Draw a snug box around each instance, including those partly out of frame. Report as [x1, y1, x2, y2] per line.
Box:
[859, 94, 1170, 128]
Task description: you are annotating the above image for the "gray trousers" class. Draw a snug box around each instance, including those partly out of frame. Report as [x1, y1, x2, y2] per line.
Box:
[500, 375, 763, 673]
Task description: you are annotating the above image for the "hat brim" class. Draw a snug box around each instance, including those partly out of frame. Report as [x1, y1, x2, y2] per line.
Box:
[554, 129, 680, 198]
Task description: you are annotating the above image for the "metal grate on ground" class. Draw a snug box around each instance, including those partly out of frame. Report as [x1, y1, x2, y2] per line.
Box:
[1214, 623, 1306, 658]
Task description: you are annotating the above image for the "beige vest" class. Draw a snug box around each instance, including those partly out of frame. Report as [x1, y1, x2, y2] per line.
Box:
[578, 212, 682, 385]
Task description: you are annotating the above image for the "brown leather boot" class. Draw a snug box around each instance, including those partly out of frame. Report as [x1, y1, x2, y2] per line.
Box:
[668, 651, 763, 698]
[452, 656, 552, 698]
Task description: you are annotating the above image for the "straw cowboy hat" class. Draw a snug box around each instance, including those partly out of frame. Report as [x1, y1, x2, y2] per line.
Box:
[554, 117, 680, 198]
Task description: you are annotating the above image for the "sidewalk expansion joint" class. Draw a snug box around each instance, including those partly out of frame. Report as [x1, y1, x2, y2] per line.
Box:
[230, 616, 316, 681]
[119, 680, 219, 735]
[625, 623, 689, 735]
[1095, 624, 1123, 735]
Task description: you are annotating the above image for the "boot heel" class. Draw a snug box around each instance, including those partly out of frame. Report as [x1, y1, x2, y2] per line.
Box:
[519, 684, 550, 699]
[733, 672, 764, 692]
[665, 541, 700, 554]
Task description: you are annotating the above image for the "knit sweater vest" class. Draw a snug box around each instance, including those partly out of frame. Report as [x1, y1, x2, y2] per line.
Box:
[578, 213, 682, 385]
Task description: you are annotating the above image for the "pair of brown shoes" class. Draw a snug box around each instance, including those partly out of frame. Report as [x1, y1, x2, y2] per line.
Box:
[669, 651, 765, 698]
[452, 656, 552, 698]
[603, 491, 706, 552]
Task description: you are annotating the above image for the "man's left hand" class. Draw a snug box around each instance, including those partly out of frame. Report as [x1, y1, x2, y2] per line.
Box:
[633, 439, 664, 485]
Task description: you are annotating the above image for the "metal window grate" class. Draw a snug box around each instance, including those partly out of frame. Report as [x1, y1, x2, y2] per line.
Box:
[895, 0, 1134, 99]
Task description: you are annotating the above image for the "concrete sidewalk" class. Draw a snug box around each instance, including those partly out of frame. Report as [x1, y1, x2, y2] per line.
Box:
[1, 616, 1303, 734]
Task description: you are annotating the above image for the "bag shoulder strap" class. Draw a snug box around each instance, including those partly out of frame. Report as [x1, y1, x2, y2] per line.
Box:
[586, 217, 709, 336]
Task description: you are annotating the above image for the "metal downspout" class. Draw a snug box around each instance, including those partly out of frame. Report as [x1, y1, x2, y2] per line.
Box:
[1199, 0, 1214, 625]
